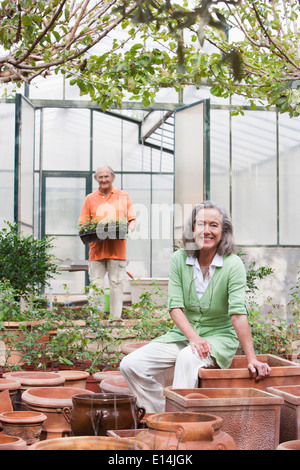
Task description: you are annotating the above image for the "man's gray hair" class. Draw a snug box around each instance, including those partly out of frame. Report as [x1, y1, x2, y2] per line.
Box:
[182, 200, 237, 257]
[94, 166, 116, 181]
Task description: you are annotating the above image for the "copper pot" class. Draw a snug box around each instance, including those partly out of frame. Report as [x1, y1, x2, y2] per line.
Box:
[62, 393, 145, 436]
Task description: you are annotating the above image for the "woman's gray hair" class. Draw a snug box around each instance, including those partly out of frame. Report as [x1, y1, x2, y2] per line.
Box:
[182, 201, 237, 257]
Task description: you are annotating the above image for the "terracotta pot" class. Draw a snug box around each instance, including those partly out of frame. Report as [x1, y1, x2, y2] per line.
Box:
[164, 387, 283, 450]
[0, 378, 21, 409]
[0, 410, 47, 445]
[3, 371, 65, 411]
[0, 433, 27, 450]
[62, 392, 146, 436]
[277, 439, 300, 450]
[198, 354, 300, 390]
[93, 370, 122, 384]
[85, 375, 101, 393]
[21, 386, 94, 439]
[0, 389, 13, 413]
[57, 370, 89, 389]
[136, 412, 237, 450]
[100, 376, 130, 394]
[267, 385, 300, 443]
[3, 371, 65, 388]
[29, 435, 149, 450]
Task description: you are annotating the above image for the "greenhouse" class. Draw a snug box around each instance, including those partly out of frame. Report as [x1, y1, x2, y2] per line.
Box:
[1, 82, 299, 306]
[0, 0, 299, 452]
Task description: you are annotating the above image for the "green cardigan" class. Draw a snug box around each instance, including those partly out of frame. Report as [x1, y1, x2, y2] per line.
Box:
[152, 249, 248, 369]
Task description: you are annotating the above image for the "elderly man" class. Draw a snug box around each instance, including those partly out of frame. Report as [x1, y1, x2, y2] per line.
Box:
[79, 166, 136, 320]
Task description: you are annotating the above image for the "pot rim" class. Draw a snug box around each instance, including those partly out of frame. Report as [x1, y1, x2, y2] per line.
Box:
[146, 411, 223, 432]
[29, 435, 149, 450]
[0, 410, 47, 424]
[72, 392, 137, 403]
[3, 371, 65, 386]
[0, 378, 21, 390]
[22, 387, 94, 408]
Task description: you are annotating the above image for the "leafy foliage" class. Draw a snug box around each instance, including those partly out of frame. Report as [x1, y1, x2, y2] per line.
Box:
[2, 1, 300, 114]
[0, 221, 58, 300]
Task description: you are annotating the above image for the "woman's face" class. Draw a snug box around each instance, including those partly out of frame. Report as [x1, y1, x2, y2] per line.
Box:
[194, 208, 223, 252]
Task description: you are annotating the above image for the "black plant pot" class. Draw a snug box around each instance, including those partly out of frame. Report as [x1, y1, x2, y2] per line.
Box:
[79, 231, 99, 245]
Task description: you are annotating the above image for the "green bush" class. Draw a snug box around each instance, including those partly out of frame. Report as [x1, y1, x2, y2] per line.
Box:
[248, 271, 300, 357]
[0, 222, 58, 300]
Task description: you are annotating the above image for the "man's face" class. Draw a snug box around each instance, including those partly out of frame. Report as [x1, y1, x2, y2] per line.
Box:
[95, 168, 113, 192]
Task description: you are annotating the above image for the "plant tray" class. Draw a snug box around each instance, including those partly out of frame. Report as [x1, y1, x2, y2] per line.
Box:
[79, 227, 127, 245]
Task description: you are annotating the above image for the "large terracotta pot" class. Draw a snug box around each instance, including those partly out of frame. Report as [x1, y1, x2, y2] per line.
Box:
[0, 433, 27, 450]
[57, 370, 89, 389]
[164, 387, 283, 450]
[0, 378, 21, 410]
[277, 439, 300, 450]
[3, 371, 65, 388]
[100, 376, 130, 394]
[198, 354, 300, 390]
[0, 410, 47, 445]
[62, 392, 146, 436]
[30, 435, 149, 450]
[267, 385, 300, 443]
[3, 371, 65, 410]
[21, 386, 94, 439]
[93, 370, 122, 384]
[135, 412, 237, 450]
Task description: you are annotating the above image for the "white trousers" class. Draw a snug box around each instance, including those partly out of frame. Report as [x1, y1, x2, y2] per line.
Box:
[120, 341, 215, 413]
[88, 259, 126, 319]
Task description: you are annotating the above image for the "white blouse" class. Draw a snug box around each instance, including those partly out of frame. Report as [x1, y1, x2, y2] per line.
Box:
[186, 253, 223, 299]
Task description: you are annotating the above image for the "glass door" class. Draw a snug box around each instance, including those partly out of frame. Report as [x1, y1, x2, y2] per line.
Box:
[41, 173, 90, 294]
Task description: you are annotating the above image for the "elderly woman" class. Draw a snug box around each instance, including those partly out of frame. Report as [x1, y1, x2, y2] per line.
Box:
[120, 201, 271, 413]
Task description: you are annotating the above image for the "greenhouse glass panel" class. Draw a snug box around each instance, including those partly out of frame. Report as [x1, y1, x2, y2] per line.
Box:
[122, 120, 151, 172]
[151, 174, 174, 277]
[47, 235, 86, 294]
[42, 108, 90, 171]
[0, 103, 14, 228]
[278, 114, 300, 245]
[232, 111, 277, 245]
[122, 173, 151, 277]
[174, 101, 207, 244]
[210, 109, 230, 212]
[92, 112, 122, 172]
[151, 147, 174, 173]
[44, 177, 86, 235]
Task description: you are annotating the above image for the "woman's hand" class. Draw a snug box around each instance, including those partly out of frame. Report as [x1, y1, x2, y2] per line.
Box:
[169, 308, 212, 359]
[231, 314, 272, 382]
[189, 336, 212, 359]
[247, 359, 271, 382]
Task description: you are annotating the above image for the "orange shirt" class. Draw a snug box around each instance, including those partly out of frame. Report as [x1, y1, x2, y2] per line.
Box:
[79, 186, 135, 261]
